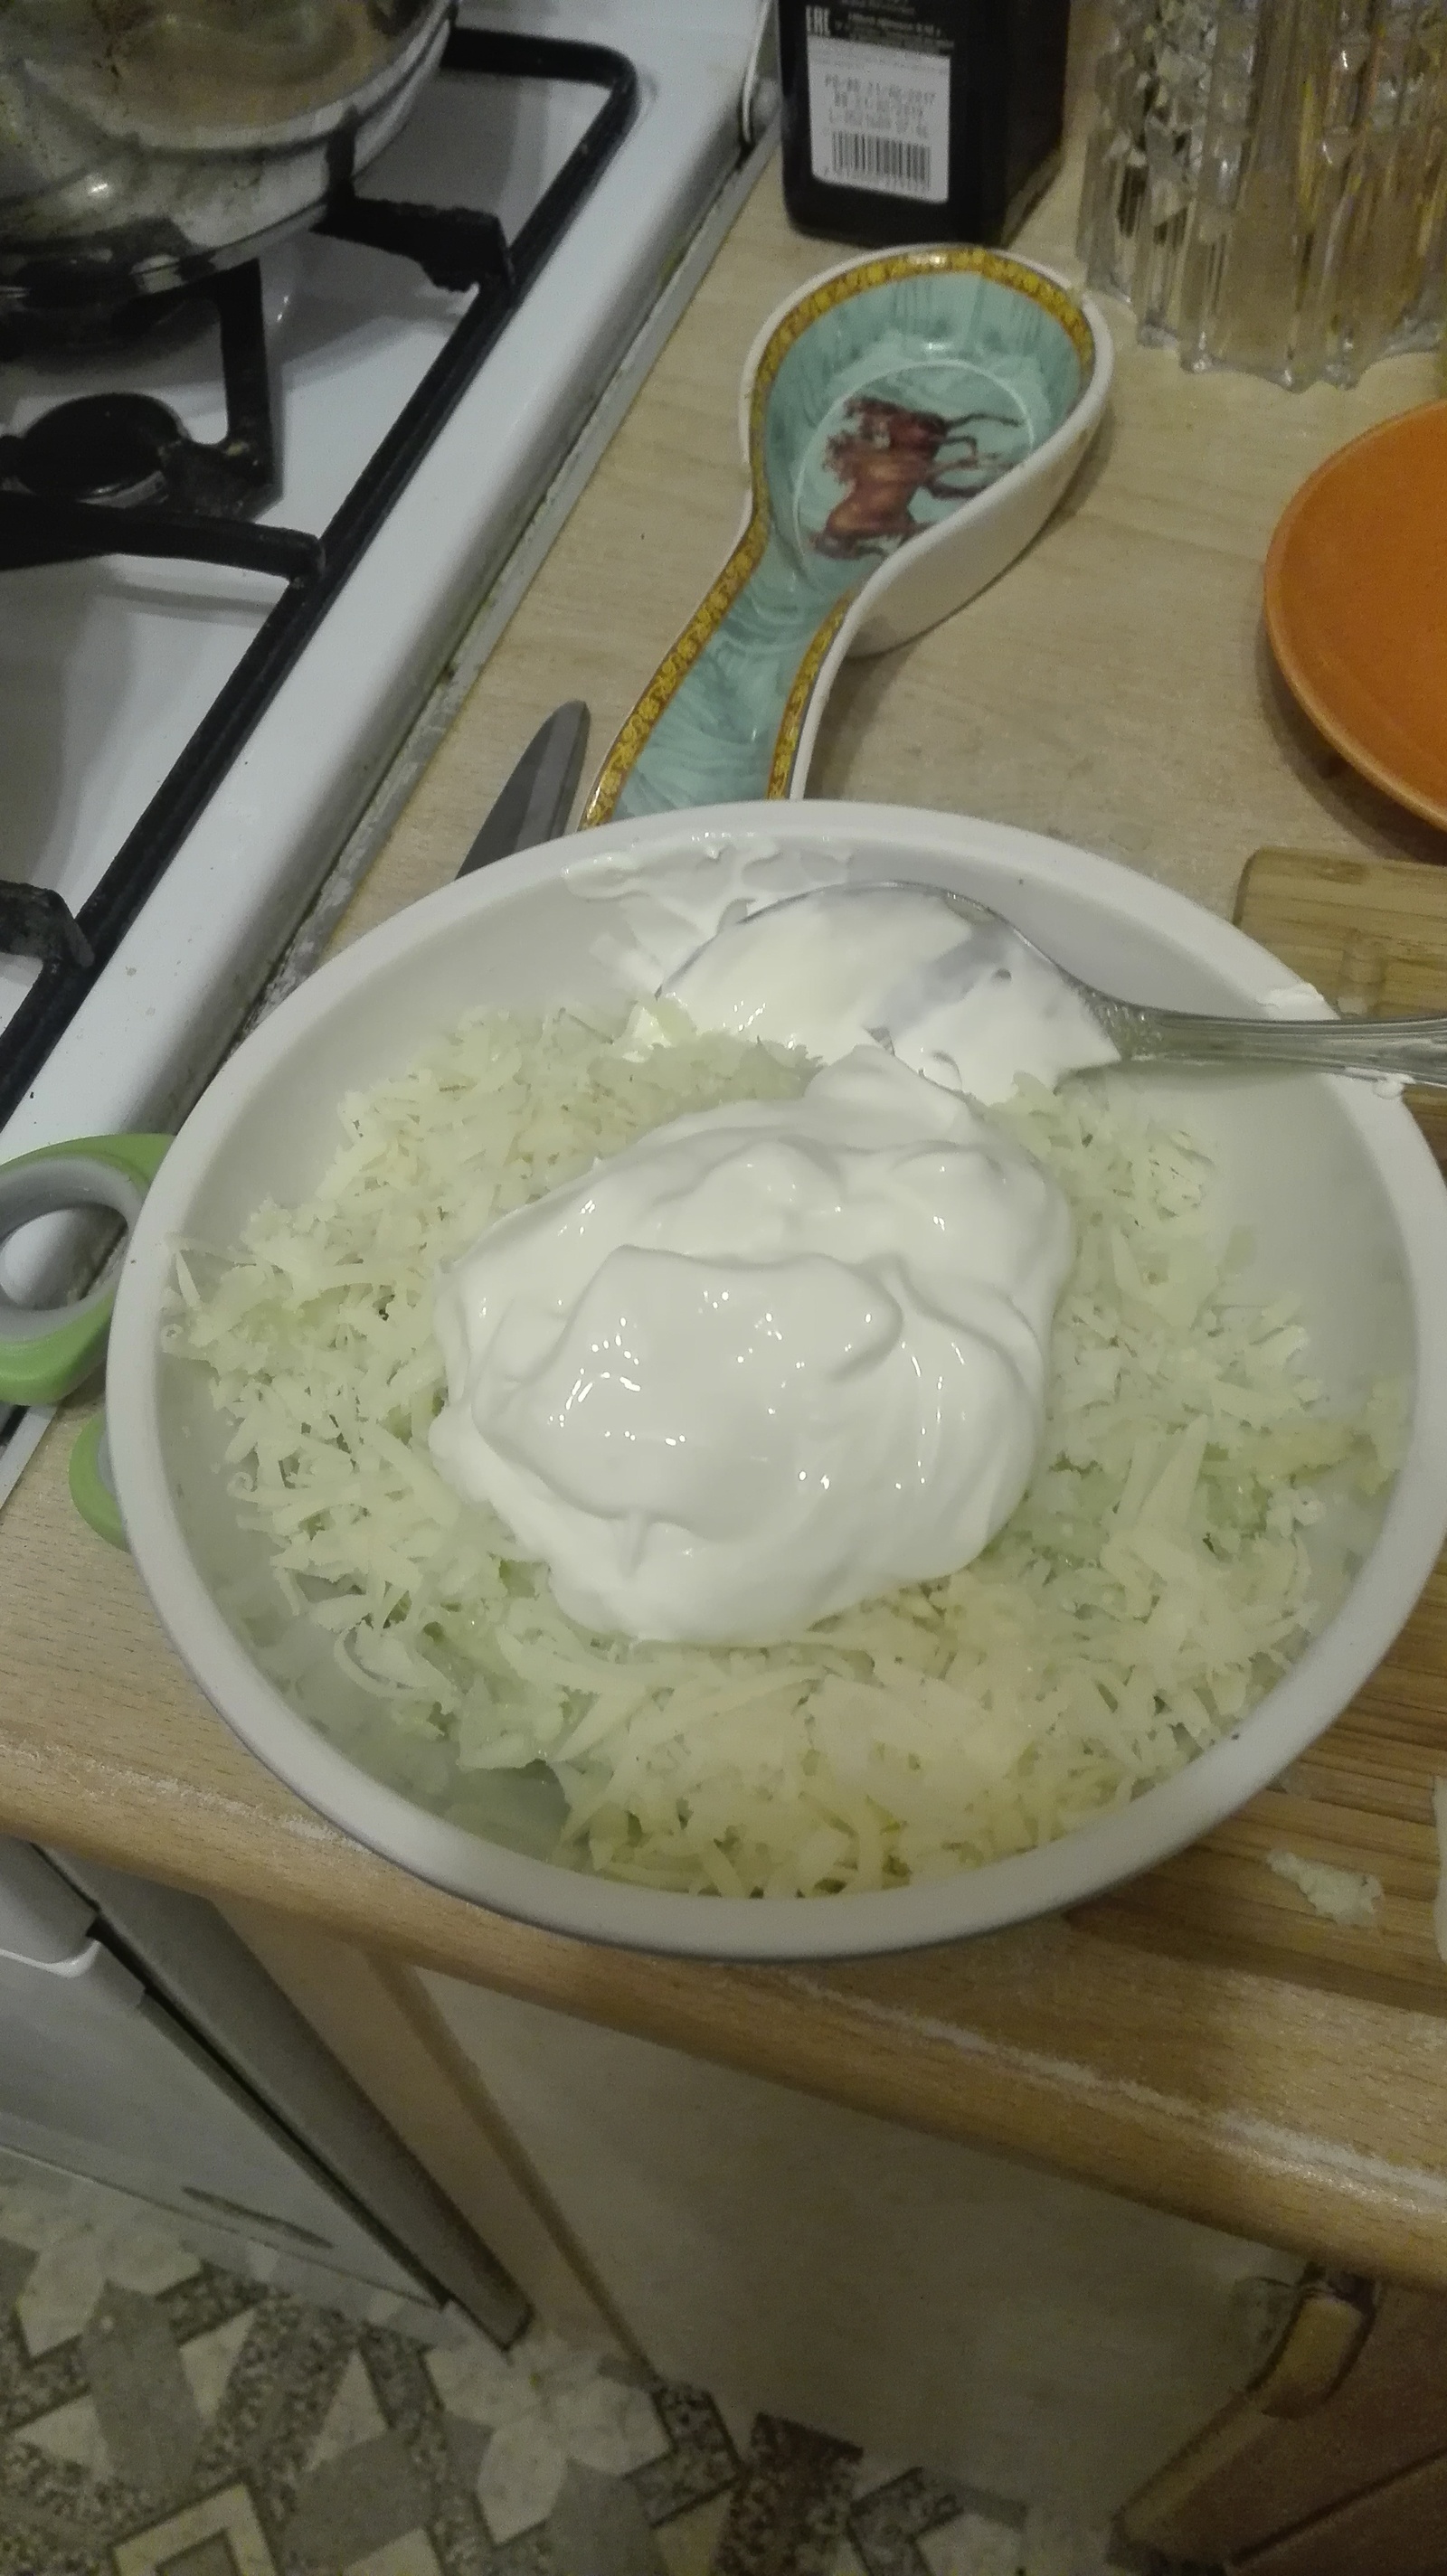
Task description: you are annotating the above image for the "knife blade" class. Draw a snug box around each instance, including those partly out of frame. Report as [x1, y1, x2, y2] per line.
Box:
[0, 1400, 55, 1516]
[456, 700, 591, 876]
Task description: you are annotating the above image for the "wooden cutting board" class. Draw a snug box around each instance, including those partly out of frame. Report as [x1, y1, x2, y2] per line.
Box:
[1078, 848, 1447, 2015]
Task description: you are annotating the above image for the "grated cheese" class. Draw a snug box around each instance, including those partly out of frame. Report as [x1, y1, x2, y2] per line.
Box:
[1266, 1848, 1383, 1928]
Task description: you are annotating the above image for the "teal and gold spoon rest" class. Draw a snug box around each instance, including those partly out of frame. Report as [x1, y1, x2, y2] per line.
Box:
[583, 244, 1111, 826]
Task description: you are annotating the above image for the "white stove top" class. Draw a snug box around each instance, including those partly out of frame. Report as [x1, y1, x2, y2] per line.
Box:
[0, 0, 764, 1166]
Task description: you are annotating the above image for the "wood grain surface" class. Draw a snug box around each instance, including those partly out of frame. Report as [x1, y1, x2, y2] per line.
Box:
[6, 61, 1447, 2287]
[1236, 2443, 1447, 2576]
[1124, 2279, 1447, 2564]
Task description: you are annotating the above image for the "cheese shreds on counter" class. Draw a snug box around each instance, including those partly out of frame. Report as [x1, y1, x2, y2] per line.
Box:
[1267, 1848, 1383, 1928]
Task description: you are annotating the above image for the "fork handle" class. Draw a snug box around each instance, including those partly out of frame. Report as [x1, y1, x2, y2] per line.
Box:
[1097, 1000, 1447, 1090]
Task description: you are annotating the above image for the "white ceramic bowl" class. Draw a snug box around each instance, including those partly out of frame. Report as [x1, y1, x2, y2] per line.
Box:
[109, 804, 1447, 1961]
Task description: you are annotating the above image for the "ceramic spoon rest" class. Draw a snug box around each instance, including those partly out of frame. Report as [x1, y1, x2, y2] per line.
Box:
[583, 245, 1111, 825]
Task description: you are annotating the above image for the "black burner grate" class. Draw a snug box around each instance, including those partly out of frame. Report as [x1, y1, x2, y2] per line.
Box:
[0, 30, 637, 1126]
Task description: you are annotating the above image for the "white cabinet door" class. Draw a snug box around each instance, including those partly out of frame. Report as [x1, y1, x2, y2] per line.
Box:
[423, 1971, 1301, 2521]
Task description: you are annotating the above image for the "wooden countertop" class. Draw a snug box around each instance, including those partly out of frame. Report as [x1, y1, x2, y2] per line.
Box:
[8, 90, 1447, 2290]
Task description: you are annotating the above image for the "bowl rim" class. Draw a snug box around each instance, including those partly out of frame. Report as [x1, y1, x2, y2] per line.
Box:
[108, 802, 1447, 1962]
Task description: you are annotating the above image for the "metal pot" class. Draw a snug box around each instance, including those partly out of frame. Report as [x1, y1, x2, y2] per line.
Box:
[0, 0, 456, 322]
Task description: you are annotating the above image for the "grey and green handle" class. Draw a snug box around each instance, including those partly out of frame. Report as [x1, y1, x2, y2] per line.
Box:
[0, 1133, 171, 1543]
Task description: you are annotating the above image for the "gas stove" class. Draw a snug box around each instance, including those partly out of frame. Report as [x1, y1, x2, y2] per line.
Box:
[0, 2, 770, 1169]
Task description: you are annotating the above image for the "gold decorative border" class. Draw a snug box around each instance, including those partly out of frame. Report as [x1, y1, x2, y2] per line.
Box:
[580, 513, 772, 826]
[582, 246, 1097, 827]
[766, 592, 853, 796]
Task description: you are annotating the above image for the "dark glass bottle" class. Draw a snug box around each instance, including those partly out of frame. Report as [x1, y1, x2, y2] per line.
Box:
[778, 1, 1073, 250]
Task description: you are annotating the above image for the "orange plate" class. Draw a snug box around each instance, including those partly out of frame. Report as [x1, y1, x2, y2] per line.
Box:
[1264, 400, 1447, 831]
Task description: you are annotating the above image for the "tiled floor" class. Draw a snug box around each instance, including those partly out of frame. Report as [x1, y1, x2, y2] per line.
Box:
[0, 2164, 1151, 2576]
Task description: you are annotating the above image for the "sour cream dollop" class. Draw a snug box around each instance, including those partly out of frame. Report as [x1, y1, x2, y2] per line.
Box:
[430, 1048, 1072, 1644]
[668, 884, 1117, 1103]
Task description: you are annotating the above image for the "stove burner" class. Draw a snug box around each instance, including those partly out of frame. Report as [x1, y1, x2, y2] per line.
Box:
[10, 392, 185, 506]
[0, 261, 280, 547]
[0, 170, 515, 561]
[0, 28, 640, 1129]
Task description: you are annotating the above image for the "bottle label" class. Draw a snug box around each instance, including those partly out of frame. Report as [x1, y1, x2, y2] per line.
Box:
[804, 5, 952, 206]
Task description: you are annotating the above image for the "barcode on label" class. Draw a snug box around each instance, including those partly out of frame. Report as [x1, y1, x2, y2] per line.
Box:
[808, 33, 950, 205]
[830, 128, 933, 193]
